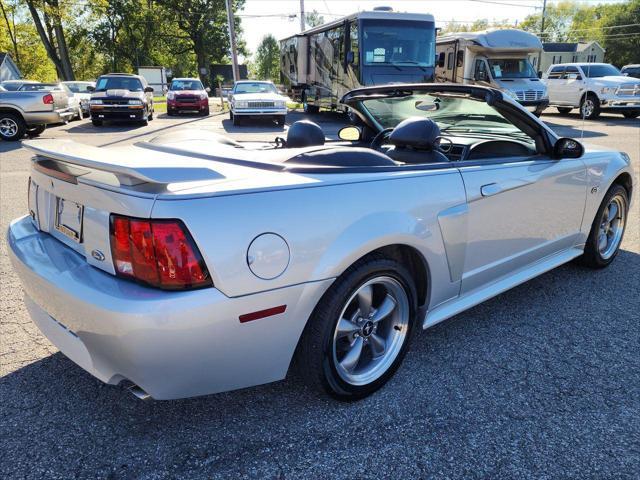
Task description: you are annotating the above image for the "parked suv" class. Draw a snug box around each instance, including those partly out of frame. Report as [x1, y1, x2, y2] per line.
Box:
[543, 63, 640, 119]
[167, 78, 210, 116]
[621, 64, 640, 79]
[88, 73, 154, 126]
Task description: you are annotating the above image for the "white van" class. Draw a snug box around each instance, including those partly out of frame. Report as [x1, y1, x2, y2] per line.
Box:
[436, 29, 548, 116]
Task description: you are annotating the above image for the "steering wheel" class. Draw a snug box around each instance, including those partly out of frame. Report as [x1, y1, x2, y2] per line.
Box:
[434, 136, 454, 154]
[369, 128, 394, 150]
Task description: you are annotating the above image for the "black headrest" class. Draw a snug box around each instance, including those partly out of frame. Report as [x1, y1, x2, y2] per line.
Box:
[388, 117, 440, 150]
[286, 120, 325, 148]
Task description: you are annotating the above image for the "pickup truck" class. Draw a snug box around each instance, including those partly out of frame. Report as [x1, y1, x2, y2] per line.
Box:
[543, 62, 640, 119]
[0, 89, 74, 141]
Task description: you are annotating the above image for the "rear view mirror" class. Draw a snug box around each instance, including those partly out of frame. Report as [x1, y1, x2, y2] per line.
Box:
[553, 138, 584, 159]
[338, 126, 361, 141]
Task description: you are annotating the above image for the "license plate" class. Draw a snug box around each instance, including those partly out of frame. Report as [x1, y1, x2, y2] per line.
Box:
[54, 197, 84, 243]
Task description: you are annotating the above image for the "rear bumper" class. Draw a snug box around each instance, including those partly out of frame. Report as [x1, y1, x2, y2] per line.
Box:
[8, 216, 332, 399]
[23, 110, 74, 125]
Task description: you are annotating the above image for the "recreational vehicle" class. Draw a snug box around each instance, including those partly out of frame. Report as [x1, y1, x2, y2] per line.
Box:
[280, 7, 436, 115]
[435, 29, 548, 115]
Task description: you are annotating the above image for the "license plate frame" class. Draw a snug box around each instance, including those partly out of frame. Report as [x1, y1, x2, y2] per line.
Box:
[54, 196, 84, 243]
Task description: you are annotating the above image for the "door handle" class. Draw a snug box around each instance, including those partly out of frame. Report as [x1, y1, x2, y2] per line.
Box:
[480, 183, 502, 197]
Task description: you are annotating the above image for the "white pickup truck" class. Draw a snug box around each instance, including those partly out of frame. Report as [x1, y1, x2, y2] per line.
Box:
[0, 88, 74, 141]
[543, 63, 640, 119]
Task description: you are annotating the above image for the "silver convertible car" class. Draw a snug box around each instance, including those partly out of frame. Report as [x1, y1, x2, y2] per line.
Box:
[9, 84, 632, 400]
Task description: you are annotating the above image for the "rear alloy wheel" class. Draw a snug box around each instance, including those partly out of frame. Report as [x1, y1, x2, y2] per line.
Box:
[580, 94, 601, 119]
[557, 107, 573, 115]
[623, 111, 639, 119]
[296, 256, 417, 400]
[579, 184, 628, 268]
[0, 113, 26, 141]
[26, 124, 46, 137]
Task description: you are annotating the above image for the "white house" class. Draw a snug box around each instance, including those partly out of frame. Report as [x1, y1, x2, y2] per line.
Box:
[529, 41, 605, 74]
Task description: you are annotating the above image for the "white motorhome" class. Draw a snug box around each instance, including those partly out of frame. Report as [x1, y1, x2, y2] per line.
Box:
[436, 29, 548, 115]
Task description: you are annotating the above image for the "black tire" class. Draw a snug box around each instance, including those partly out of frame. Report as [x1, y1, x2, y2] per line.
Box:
[202, 107, 210, 116]
[622, 111, 639, 119]
[232, 114, 241, 126]
[229, 110, 234, 121]
[91, 119, 103, 127]
[148, 108, 154, 121]
[140, 111, 149, 126]
[578, 184, 628, 268]
[276, 115, 286, 126]
[26, 124, 46, 137]
[580, 93, 601, 120]
[302, 93, 320, 114]
[295, 255, 418, 400]
[557, 107, 573, 115]
[167, 109, 175, 116]
[0, 112, 26, 141]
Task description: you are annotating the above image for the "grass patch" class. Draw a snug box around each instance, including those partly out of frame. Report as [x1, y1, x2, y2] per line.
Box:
[154, 102, 167, 113]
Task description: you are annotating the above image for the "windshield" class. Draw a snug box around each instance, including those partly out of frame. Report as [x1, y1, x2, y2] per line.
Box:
[579, 64, 621, 78]
[170, 79, 204, 91]
[360, 92, 529, 139]
[361, 19, 435, 67]
[488, 59, 536, 79]
[234, 82, 277, 94]
[64, 82, 94, 93]
[18, 84, 59, 92]
[95, 76, 143, 92]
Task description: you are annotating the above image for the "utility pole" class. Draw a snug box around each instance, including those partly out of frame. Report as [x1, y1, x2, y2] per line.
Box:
[299, 0, 305, 32]
[536, 0, 547, 75]
[225, 0, 240, 83]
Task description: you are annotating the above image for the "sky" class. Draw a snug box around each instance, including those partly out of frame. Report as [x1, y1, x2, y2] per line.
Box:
[237, 0, 625, 60]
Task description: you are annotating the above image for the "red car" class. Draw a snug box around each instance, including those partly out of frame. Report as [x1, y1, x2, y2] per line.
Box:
[167, 78, 210, 116]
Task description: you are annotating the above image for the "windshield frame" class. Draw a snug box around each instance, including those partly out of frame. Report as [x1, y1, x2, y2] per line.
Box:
[360, 18, 435, 68]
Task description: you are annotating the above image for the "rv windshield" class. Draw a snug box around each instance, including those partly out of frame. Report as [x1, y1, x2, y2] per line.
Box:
[361, 19, 435, 67]
[487, 59, 537, 79]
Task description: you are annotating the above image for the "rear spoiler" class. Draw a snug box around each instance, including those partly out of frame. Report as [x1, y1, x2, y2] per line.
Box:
[23, 139, 224, 185]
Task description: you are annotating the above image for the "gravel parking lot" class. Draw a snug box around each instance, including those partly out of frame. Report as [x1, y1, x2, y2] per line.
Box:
[1, 110, 639, 479]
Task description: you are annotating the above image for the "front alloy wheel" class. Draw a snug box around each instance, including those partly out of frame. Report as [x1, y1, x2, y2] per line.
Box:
[580, 94, 600, 119]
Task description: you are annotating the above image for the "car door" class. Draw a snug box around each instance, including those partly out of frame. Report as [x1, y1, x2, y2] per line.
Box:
[559, 66, 584, 105]
[545, 66, 566, 103]
[457, 143, 587, 294]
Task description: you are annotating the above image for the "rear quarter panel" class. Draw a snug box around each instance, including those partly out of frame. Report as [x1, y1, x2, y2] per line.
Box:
[151, 169, 467, 308]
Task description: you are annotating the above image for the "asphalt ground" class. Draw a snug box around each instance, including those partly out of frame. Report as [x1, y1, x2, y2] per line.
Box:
[1, 109, 639, 479]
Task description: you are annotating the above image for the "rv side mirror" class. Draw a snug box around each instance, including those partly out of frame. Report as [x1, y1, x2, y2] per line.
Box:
[538, 71, 542, 79]
[338, 125, 361, 141]
[86, 85, 95, 92]
[144, 86, 154, 93]
[553, 138, 584, 159]
[437, 53, 445, 68]
[346, 51, 355, 65]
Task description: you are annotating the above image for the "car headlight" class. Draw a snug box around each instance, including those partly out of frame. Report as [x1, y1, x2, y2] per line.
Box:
[601, 87, 614, 95]
[199, 92, 208, 100]
[128, 99, 143, 105]
[167, 91, 175, 100]
[235, 100, 248, 109]
[276, 100, 286, 108]
[90, 99, 102, 105]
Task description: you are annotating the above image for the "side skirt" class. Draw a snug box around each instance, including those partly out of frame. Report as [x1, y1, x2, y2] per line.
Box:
[423, 246, 584, 329]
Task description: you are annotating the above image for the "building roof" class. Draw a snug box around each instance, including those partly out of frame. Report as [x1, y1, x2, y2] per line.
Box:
[543, 41, 603, 53]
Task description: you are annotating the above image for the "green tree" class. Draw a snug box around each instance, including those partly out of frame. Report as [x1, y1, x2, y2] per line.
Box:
[519, 0, 583, 42]
[599, 0, 640, 67]
[254, 34, 279, 80]
[305, 9, 324, 28]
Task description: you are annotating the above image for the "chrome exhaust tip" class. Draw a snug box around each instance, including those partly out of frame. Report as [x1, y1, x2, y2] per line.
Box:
[128, 384, 152, 401]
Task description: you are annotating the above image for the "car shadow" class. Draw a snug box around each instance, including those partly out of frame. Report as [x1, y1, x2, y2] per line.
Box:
[0, 139, 26, 153]
[221, 117, 286, 134]
[542, 119, 607, 139]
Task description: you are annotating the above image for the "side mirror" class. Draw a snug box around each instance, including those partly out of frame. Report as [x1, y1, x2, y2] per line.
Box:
[86, 85, 95, 92]
[553, 138, 584, 159]
[205, 87, 211, 93]
[338, 125, 361, 141]
[144, 86, 154, 93]
[346, 51, 355, 65]
[537, 71, 543, 79]
[622, 72, 629, 76]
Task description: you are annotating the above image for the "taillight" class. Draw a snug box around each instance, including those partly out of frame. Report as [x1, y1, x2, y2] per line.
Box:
[109, 215, 212, 290]
[42, 93, 54, 105]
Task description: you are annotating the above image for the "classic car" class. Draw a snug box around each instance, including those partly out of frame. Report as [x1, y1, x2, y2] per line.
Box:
[167, 78, 210, 116]
[229, 80, 288, 126]
[8, 84, 632, 401]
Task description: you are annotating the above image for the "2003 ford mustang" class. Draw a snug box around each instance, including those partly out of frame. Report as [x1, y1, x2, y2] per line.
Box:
[9, 84, 632, 400]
